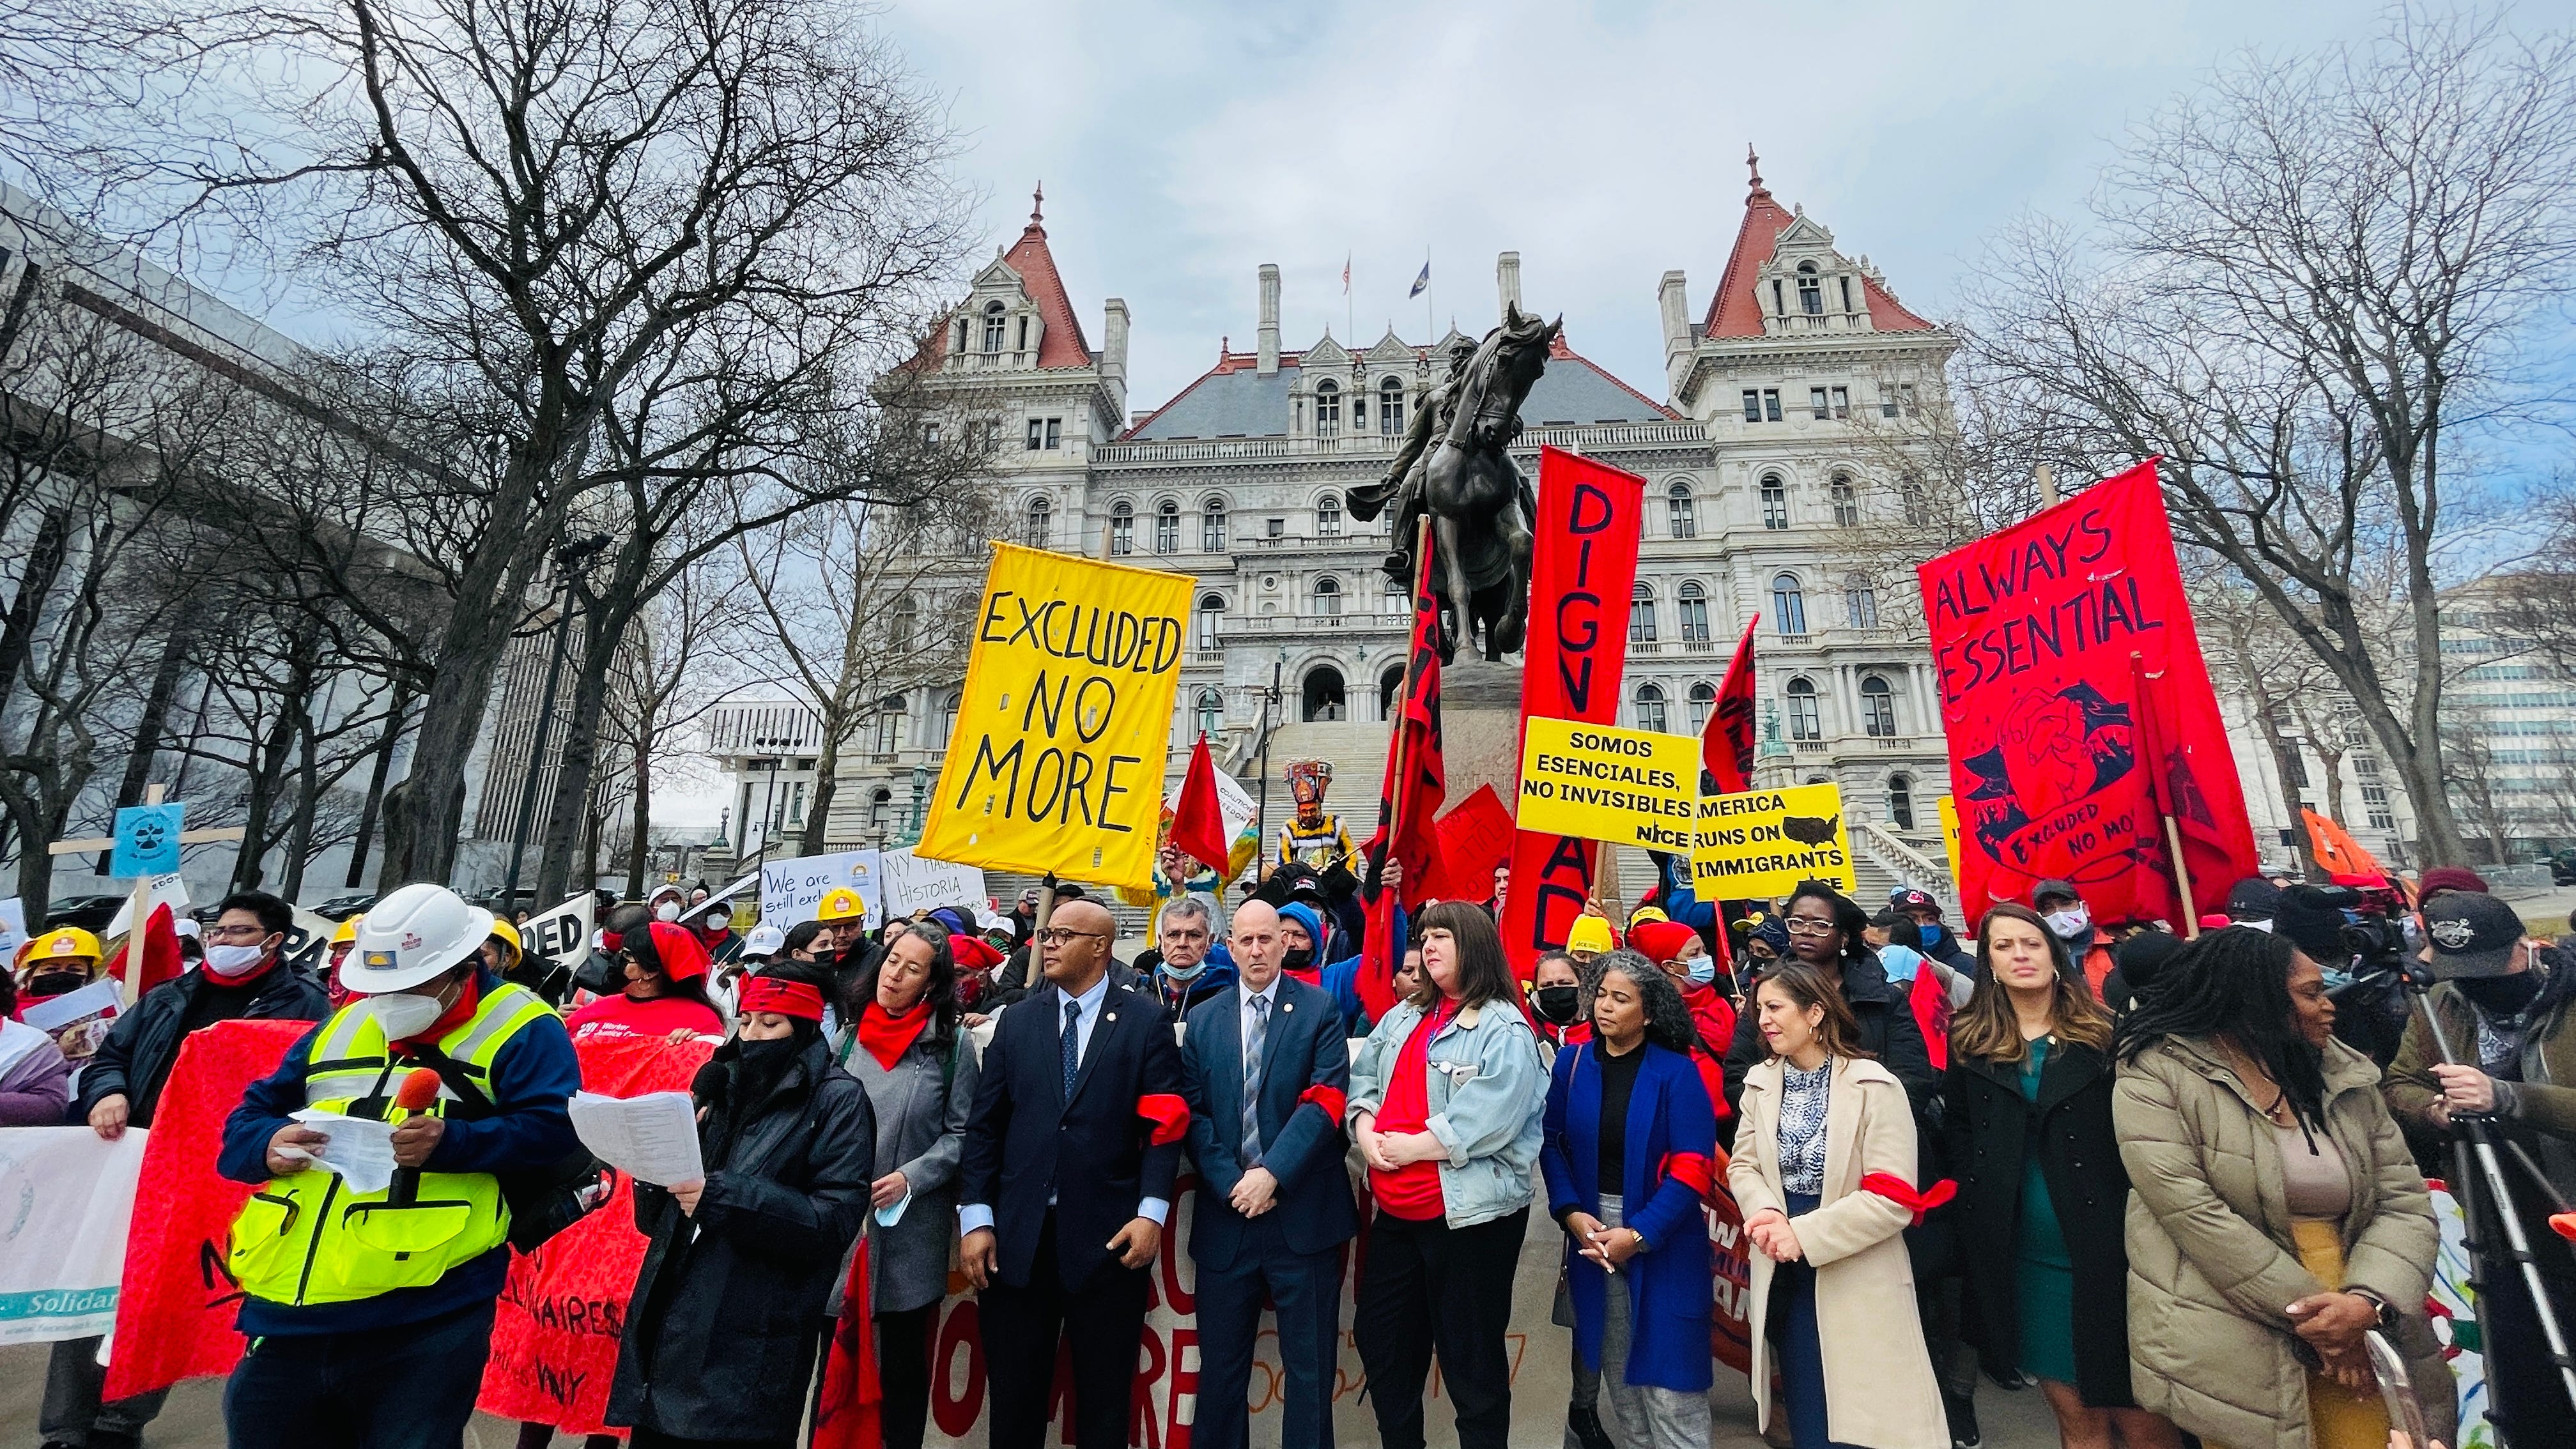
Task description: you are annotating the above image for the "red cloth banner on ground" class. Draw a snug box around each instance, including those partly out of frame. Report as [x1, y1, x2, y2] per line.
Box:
[478, 1033, 714, 1434]
[1918, 459, 2258, 924]
[1428, 785, 1515, 904]
[1702, 614, 1760, 795]
[1498, 447, 1645, 974]
[104, 1017, 312, 1399]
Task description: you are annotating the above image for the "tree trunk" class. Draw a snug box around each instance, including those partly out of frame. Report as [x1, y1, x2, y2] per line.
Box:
[0, 508, 73, 704]
[2251, 716, 2317, 878]
[798, 730, 845, 857]
[346, 681, 413, 888]
[281, 700, 322, 901]
[232, 696, 301, 893]
[533, 604, 621, 903]
[93, 624, 193, 874]
[624, 726, 653, 901]
[3, 778, 73, 912]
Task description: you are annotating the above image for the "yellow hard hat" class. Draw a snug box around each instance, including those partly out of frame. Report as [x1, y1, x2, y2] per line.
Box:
[487, 917, 523, 963]
[19, 926, 102, 968]
[1627, 905, 1670, 929]
[331, 915, 362, 946]
[815, 887, 867, 924]
[1566, 916, 1617, 956]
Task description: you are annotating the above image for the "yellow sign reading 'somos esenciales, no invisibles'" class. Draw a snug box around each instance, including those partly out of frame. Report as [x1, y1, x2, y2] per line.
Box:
[1515, 717, 1700, 852]
[918, 544, 1194, 890]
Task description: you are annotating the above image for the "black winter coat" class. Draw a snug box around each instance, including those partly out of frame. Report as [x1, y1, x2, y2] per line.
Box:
[1943, 1038, 2138, 1409]
[606, 1034, 876, 1442]
[78, 962, 330, 1126]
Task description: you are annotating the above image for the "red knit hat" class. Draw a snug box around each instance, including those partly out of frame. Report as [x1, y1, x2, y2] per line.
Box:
[2419, 866, 2490, 899]
[1626, 919, 1702, 968]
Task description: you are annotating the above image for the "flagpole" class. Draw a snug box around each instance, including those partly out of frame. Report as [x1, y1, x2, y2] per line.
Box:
[1382, 514, 1433, 894]
[2133, 650, 2201, 939]
[2167, 815, 2200, 939]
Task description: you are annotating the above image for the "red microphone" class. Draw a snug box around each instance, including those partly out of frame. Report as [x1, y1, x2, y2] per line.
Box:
[389, 1068, 442, 1205]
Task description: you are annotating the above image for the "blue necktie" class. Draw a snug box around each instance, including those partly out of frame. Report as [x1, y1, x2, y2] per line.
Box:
[1061, 999, 1082, 1102]
[1241, 993, 1269, 1167]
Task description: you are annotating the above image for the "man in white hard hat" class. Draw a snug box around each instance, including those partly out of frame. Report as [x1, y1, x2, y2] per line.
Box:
[215, 882, 582, 1448]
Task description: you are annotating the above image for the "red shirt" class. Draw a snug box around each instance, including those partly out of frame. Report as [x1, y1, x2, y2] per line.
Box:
[564, 993, 725, 1045]
[1371, 1000, 1456, 1220]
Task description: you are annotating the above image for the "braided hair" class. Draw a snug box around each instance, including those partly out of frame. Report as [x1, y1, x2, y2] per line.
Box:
[2115, 926, 2327, 1130]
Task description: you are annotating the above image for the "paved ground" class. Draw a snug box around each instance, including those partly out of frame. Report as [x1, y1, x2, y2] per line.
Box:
[0, 1338, 2063, 1447]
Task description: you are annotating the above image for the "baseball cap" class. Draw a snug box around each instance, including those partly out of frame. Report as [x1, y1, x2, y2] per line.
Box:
[2424, 893, 2526, 980]
[1891, 889, 1941, 916]
[2031, 879, 2080, 908]
[2225, 877, 2283, 922]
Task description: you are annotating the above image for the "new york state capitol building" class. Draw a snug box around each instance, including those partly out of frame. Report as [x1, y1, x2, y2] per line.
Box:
[709, 163, 1983, 901]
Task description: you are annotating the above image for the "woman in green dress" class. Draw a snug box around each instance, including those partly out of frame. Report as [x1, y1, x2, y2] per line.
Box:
[1944, 904, 2182, 1449]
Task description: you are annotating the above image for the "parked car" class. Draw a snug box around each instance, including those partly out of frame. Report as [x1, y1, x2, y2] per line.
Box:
[307, 893, 375, 921]
[43, 894, 128, 933]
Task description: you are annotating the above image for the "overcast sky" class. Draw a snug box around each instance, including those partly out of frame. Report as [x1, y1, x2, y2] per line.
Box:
[877, 0, 2403, 415]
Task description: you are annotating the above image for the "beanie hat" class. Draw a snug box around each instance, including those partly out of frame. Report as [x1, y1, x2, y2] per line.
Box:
[1277, 902, 1327, 953]
[1626, 919, 1700, 967]
[2419, 866, 2490, 900]
[1566, 915, 1618, 955]
[2113, 930, 2187, 998]
[2272, 885, 2356, 966]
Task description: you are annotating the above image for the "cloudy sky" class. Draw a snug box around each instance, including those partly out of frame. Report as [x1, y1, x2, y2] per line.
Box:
[878, 0, 2395, 414]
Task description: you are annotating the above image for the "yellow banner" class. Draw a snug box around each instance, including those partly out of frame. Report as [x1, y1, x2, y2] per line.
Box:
[1514, 717, 1699, 852]
[917, 544, 1194, 889]
[1689, 783, 1858, 901]
[1936, 795, 1963, 888]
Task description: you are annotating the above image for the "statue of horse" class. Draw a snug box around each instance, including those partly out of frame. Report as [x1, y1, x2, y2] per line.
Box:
[1421, 302, 1557, 662]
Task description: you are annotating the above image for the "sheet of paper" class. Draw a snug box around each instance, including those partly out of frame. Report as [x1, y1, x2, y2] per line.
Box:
[288, 1109, 399, 1195]
[568, 1090, 704, 1186]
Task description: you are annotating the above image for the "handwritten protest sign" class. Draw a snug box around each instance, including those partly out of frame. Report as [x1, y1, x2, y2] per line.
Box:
[0, 1127, 151, 1345]
[1514, 718, 1698, 853]
[919, 544, 1194, 890]
[877, 849, 987, 920]
[1690, 783, 1856, 900]
[761, 850, 884, 928]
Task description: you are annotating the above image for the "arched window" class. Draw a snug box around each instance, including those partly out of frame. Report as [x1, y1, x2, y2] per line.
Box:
[1844, 574, 1879, 629]
[1785, 678, 1821, 741]
[1771, 572, 1807, 635]
[1314, 379, 1341, 437]
[1195, 593, 1224, 652]
[1830, 473, 1858, 526]
[1201, 496, 1228, 552]
[1022, 494, 1051, 548]
[1667, 481, 1697, 539]
[1796, 262, 1824, 315]
[1887, 772, 1916, 830]
[1313, 576, 1342, 617]
[1687, 680, 1718, 735]
[873, 697, 906, 755]
[890, 595, 918, 650]
[1302, 666, 1346, 722]
[1860, 674, 1897, 737]
[1109, 500, 1134, 556]
[1318, 496, 1343, 537]
[1677, 581, 1711, 643]
[1378, 664, 1405, 719]
[1196, 687, 1224, 738]
[1901, 473, 1931, 526]
[940, 689, 960, 748]
[1154, 500, 1180, 554]
[1635, 682, 1669, 734]
[980, 302, 1006, 352]
[1380, 378, 1405, 435]
[1761, 475, 1789, 530]
[1629, 583, 1657, 643]
[870, 788, 893, 834]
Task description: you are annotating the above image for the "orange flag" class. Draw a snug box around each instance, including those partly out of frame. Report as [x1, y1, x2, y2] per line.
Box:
[2302, 808, 2383, 878]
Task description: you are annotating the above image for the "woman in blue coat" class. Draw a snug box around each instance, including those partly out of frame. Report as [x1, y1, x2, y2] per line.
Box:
[1542, 948, 1720, 1449]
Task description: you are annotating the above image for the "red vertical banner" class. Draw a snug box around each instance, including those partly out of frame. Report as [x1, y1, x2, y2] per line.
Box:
[1497, 446, 1646, 974]
[1916, 459, 2258, 926]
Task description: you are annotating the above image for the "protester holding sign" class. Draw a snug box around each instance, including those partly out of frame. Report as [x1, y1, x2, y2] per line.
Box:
[606, 961, 875, 1448]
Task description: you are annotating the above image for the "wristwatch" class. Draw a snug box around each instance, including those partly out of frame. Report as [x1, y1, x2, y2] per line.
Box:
[2350, 1288, 2398, 1331]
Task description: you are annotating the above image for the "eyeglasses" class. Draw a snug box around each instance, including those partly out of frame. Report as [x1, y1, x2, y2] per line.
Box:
[1783, 918, 1838, 938]
[1037, 928, 1108, 947]
[206, 924, 270, 943]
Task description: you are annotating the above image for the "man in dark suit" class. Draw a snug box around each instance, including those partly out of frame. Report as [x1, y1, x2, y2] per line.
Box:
[1180, 899, 1361, 1449]
[960, 896, 1187, 1449]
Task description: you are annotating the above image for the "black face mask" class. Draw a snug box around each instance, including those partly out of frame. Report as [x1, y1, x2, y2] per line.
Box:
[1283, 946, 1315, 972]
[729, 1034, 804, 1107]
[1534, 985, 1581, 1025]
[2459, 971, 2542, 1018]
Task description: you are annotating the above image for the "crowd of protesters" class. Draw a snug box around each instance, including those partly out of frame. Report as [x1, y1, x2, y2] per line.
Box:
[10, 838, 2573, 1449]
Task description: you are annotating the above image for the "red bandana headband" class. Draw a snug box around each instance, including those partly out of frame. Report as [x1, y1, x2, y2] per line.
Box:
[739, 976, 826, 1022]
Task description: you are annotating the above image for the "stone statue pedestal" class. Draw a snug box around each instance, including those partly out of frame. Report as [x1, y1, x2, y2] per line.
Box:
[1442, 660, 1526, 809]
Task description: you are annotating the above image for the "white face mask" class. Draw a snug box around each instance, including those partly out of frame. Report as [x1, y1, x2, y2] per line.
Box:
[654, 901, 683, 922]
[2044, 907, 2092, 942]
[364, 988, 449, 1039]
[203, 942, 272, 978]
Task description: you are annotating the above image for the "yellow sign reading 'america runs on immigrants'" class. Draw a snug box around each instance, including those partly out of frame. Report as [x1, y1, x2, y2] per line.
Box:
[1690, 782, 1858, 900]
[1514, 717, 1701, 852]
[917, 543, 1194, 891]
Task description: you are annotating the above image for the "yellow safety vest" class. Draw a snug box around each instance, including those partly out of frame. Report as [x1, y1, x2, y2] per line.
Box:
[228, 981, 555, 1307]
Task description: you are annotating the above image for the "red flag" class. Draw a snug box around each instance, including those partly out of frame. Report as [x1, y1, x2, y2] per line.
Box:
[1171, 733, 1231, 877]
[811, 1239, 883, 1449]
[107, 902, 183, 995]
[1358, 526, 1448, 1015]
[1918, 459, 2257, 924]
[1427, 785, 1514, 903]
[1703, 613, 1761, 794]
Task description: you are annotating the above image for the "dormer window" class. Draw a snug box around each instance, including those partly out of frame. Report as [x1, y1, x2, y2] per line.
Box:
[1796, 263, 1824, 316]
[982, 302, 1006, 353]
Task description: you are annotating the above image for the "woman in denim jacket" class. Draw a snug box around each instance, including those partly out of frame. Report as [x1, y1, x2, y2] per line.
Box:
[1348, 900, 1550, 1449]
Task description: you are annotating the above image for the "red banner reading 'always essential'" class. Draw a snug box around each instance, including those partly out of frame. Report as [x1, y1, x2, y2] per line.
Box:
[1498, 447, 1645, 974]
[1917, 459, 2258, 925]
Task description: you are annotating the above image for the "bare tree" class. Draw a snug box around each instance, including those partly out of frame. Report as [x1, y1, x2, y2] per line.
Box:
[589, 546, 749, 899]
[1960, 5, 2576, 866]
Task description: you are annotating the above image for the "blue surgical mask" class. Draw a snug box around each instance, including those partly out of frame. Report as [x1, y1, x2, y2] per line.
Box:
[1685, 955, 1717, 986]
[1919, 923, 1948, 950]
[1161, 957, 1207, 983]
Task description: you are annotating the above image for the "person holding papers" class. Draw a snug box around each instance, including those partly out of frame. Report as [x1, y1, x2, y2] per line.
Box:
[606, 960, 876, 1448]
[837, 919, 980, 1449]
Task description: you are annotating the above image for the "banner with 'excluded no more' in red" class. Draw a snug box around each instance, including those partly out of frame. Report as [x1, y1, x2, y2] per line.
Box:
[1917, 459, 2258, 926]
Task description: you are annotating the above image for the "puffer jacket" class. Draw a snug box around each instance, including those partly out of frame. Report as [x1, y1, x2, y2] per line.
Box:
[2114, 1034, 2452, 1449]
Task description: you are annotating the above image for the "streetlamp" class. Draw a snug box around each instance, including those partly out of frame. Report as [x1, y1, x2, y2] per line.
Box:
[909, 764, 930, 841]
[1253, 648, 1286, 857]
[503, 532, 612, 906]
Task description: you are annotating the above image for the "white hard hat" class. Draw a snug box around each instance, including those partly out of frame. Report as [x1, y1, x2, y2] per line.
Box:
[743, 924, 785, 958]
[173, 917, 203, 941]
[346, 884, 493, 993]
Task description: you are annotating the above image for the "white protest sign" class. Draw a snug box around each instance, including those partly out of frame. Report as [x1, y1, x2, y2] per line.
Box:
[0, 897, 25, 958]
[104, 873, 189, 936]
[518, 893, 596, 970]
[0, 1126, 151, 1346]
[759, 849, 882, 928]
[876, 849, 987, 920]
[279, 905, 340, 976]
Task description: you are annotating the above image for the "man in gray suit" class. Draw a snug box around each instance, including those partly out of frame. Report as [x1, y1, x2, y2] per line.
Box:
[1180, 900, 1362, 1449]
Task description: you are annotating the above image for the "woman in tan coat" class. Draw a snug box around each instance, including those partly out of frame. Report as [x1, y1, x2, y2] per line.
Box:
[1730, 963, 1948, 1449]
[2112, 927, 2452, 1449]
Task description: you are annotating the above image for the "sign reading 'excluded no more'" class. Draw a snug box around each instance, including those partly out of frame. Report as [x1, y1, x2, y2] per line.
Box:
[1514, 717, 1700, 852]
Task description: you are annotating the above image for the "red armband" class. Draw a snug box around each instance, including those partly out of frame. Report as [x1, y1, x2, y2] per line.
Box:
[1297, 1084, 1348, 1124]
[1136, 1093, 1191, 1146]
[1656, 1151, 1715, 1200]
[1858, 1171, 1956, 1226]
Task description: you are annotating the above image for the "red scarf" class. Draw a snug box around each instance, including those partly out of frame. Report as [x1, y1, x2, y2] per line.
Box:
[856, 1001, 931, 1071]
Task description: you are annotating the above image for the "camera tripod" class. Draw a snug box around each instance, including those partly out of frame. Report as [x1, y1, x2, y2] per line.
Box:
[2402, 967, 2576, 1445]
